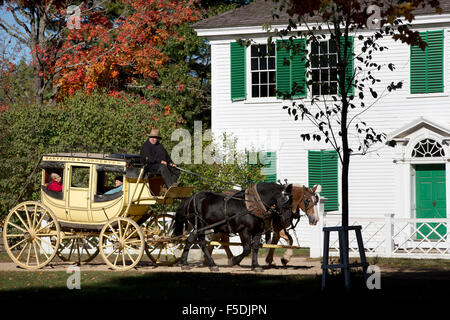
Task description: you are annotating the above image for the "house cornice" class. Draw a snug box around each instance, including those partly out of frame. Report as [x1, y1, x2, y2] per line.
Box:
[195, 14, 450, 39]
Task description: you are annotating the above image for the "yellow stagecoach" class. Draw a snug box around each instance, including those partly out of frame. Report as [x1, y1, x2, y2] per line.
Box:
[2, 152, 194, 271]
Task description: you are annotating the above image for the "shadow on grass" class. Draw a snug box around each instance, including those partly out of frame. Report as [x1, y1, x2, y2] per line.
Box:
[1, 270, 449, 316]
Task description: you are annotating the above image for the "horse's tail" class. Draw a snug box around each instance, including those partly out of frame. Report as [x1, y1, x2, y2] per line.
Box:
[172, 196, 191, 236]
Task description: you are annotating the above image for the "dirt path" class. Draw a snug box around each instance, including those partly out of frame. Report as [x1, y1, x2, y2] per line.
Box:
[0, 256, 323, 276]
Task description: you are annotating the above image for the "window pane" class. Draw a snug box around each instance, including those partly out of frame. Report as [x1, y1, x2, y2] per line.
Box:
[330, 69, 337, 81]
[251, 58, 258, 70]
[260, 72, 268, 84]
[252, 85, 259, 97]
[268, 57, 275, 69]
[260, 57, 267, 70]
[252, 72, 259, 85]
[268, 44, 275, 56]
[321, 69, 329, 81]
[251, 45, 258, 56]
[330, 82, 338, 94]
[311, 55, 319, 68]
[312, 83, 320, 95]
[320, 41, 327, 53]
[311, 41, 319, 54]
[329, 40, 336, 53]
[260, 85, 268, 97]
[269, 85, 276, 96]
[269, 71, 276, 83]
[321, 82, 329, 95]
[312, 69, 320, 81]
[71, 166, 90, 188]
[329, 54, 337, 67]
[320, 55, 328, 67]
[259, 44, 267, 56]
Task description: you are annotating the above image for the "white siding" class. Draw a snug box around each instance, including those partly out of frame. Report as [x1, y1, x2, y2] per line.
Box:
[207, 25, 450, 246]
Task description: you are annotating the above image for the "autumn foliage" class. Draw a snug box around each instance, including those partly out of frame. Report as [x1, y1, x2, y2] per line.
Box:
[54, 0, 200, 99]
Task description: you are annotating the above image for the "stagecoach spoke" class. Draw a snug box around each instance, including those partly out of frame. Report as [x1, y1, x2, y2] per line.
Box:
[124, 247, 135, 264]
[13, 211, 29, 231]
[107, 224, 119, 240]
[33, 241, 40, 266]
[124, 229, 138, 242]
[9, 238, 27, 251]
[26, 241, 32, 265]
[7, 221, 27, 234]
[35, 221, 55, 235]
[25, 205, 32, 231]
[34, 240, 50, 260]
[121, 249, 126, 267]
[32, 204, 38, 229]
[16, 242, 29, 260]
[37, 236, 57, 250]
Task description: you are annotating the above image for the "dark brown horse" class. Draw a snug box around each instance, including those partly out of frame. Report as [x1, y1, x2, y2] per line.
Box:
[206, 184, 321, 267]
[172, 182, 294, 272]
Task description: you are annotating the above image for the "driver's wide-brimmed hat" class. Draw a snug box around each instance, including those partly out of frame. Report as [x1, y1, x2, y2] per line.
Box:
[147, 128, 161, 139]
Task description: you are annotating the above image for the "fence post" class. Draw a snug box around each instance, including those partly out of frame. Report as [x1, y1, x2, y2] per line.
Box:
[384, 213, 394, 257]
[310, 197, 327, 258]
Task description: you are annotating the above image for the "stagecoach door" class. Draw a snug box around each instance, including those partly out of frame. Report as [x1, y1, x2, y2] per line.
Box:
[68, 165, 91, 221]
[415, 164, 447, 239]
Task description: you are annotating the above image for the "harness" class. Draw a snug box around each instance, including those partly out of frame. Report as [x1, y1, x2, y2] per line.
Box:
[186, 184, 285, 236]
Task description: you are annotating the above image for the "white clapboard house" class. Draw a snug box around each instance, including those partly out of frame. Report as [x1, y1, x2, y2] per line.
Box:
[194, 0, 450, 258]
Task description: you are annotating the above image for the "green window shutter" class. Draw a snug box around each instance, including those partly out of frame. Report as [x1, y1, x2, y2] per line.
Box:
[411, 30, 444, 94]
[426, 30, 444, 93]
[276, 40, 291, 98]
[339, 36, 354, 96]
[230, 42, 246, 101]
[291, 38, 307, 98]
[411, 40, 427, 93]
[276, 39, 307, 99]
[260, 151, 277, 182]
[308, 150, 338, 211]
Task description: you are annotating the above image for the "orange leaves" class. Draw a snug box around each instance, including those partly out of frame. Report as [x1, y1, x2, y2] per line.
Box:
[54, 0, 200, 100]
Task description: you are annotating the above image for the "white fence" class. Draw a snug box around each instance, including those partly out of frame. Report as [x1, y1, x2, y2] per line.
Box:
[310, 211, 450, 259]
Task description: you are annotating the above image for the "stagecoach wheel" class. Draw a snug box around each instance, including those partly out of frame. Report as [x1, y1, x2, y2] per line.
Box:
[56, 236, 100, 264]
[145, 213, 184, 266]
[2, 201, 61, 270]
[99, 217, 144, 271]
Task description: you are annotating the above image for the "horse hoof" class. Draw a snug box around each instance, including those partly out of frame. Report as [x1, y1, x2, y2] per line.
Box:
[209, 266, 219, 272]
[227, 259, 233, 266]
[181, 265, 191, 271]
[266, 262, 276, 268]
[252, 267, 263, 273]
[281, 258, 289, 266]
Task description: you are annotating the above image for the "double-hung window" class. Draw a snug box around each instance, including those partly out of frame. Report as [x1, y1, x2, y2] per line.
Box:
[251, 44, 276, 98]
[311, 40, 338, 96]
[230, 36, 353, 100]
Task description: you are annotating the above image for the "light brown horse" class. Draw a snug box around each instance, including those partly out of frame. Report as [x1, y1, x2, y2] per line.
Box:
[265, 184, 321, 266]
[206, 184, 321, 267]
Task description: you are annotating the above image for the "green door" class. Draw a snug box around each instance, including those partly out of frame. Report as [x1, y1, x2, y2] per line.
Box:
[416, 164, 447, 239]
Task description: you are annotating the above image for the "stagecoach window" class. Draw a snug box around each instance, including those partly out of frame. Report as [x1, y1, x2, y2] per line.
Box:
[71, 166, 90, 188]
[411, 139, 445, 157]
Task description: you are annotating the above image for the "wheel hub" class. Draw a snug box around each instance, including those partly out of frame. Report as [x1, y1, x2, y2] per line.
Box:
[113, 241, 123, 250]
[24, 230, 35, 242]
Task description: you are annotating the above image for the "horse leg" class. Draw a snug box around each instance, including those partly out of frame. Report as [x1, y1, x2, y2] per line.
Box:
[280, 229, 293, 266]
[180, 232, 197, 270]
[221, 233, 234, 266]
[231, 231, 251, 267]
[251, 233, 263, 272]
[204, 233, 220, 266]
[198, 232, 219, 271]
[265, 232, 280, 267]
